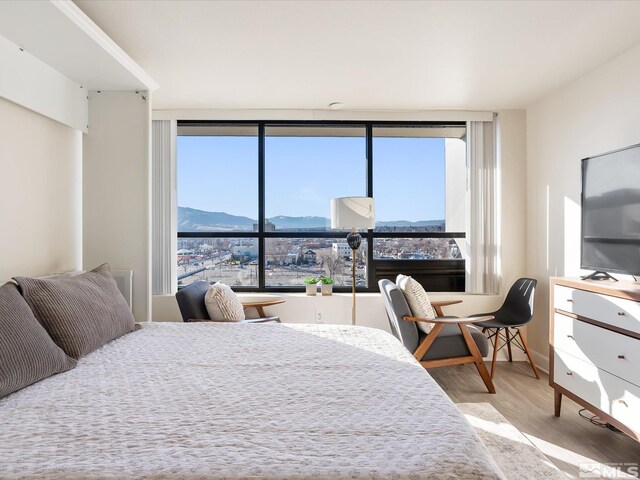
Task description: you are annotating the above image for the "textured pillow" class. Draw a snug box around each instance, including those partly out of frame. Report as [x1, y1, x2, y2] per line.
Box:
[0, 282, 76, 398]
[205, 282, 245, 322]
[14, 264, 136, 359]
[396, 274, 436, 334]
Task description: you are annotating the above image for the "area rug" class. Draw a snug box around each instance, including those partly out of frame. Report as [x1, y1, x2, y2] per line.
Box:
[457, 402, 568, 480]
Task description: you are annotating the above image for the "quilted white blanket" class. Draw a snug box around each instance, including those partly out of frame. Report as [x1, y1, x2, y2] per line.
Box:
[0, 322, 504, 479]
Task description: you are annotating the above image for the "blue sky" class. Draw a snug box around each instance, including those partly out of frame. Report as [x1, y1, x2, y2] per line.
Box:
[177, 134, 445, 222]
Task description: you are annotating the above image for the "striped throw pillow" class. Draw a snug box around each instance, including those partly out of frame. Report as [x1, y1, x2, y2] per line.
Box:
[0, 283, 76, 398]
[396, 274, 436, 334]
[14, 264, 137, 359]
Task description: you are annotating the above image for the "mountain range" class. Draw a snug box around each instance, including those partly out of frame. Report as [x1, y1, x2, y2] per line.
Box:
[178, 206, 444, 232]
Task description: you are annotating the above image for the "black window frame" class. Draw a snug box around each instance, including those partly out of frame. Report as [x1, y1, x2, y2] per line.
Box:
[177, 120, 466, 292]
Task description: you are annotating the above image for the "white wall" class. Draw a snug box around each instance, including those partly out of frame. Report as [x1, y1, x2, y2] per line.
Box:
[83, 90, 151, 322]
[497, 110, 528, 294]
[526, 44, 640, 366]
[0, 97, 82, 281]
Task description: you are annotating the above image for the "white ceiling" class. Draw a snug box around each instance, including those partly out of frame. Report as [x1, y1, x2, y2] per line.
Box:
[74, 0, 640, 111]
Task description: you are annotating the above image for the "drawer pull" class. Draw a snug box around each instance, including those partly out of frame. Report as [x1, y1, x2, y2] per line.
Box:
[566, 371, 573, 376]
[617, 311, 625, 316]
[618, 355, 626, 359]
[618, 399, 628, 407]
[567, 334, 574, 339]
[566, 299, 573, 303]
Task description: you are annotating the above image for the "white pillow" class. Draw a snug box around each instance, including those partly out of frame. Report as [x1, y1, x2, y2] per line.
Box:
[396, 274, 436, 334]
[204, 282, 246, 322]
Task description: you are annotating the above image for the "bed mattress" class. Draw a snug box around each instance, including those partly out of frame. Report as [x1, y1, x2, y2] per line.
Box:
[0, 322, 504, 479]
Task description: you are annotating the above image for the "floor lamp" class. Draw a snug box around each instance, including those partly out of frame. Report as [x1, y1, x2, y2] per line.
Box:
[330, 197, 375, 325]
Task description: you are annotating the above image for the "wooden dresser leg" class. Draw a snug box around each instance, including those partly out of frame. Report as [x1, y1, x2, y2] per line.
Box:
[554, 389, 562, 417]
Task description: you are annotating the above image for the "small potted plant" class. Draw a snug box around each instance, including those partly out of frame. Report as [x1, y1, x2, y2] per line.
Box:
[319, 276, 334, 296]
[304, 277, 319, 296]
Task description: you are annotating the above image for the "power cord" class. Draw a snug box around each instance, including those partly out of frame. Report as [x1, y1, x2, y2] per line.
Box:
[578, 409, 623, 434]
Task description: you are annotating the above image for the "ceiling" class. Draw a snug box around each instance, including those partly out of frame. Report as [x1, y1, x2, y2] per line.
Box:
[73, 0, 640, 111]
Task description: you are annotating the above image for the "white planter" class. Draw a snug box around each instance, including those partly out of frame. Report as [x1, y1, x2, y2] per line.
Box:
[321, 283, 333, 296]
[305, 284, 317, 296]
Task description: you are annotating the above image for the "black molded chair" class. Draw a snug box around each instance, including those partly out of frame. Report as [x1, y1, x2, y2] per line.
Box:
[175, 281, 280, 323]
[473, 278, 539, 379]
[378, 279, 496, 393]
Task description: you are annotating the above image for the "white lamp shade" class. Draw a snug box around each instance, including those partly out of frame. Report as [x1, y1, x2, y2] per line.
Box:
[331, 197, 375, 229]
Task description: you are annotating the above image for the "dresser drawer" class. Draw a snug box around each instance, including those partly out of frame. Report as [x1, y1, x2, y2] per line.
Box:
[553, 313, 640, 387]
[554, 350, 640, 433]
[554, 285, 640, 335]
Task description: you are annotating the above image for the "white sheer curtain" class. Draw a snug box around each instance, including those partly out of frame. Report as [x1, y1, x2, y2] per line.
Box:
[151, 120, 176, 295]
[466, 119, 499, 294]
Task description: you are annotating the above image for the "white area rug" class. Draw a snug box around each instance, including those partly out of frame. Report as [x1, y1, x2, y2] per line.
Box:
[458, 402, 568, 480]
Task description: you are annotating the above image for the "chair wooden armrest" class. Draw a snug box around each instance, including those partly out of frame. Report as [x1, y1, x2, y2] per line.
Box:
[241, 317, 281, 324]
[241, 299, 285, 317]
[430, 299, 462, 316]
[403, 315, 494, 324]
[187, 317, 281, 323]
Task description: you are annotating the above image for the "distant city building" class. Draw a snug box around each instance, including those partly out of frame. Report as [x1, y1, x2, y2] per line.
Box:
[232, 244, 258, 259]
[332, 242, 351, 258]
[302, 249, 317, 264]
[449, 239, 461, 258]
[254, 220, 276, 232]
[285, 251, 298, 265]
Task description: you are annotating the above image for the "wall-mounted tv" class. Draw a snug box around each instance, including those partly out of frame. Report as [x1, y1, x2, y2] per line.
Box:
[581, 143, 640, 280]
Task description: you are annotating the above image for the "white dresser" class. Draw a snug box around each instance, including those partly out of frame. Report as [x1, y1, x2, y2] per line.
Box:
[550, 277, 640, 441]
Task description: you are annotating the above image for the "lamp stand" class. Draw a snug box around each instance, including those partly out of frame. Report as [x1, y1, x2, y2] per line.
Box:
[346, 228, 362, 326]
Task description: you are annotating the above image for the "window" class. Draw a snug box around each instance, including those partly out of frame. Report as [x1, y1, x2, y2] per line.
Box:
[177, 121, 467, 291]
[177, 125, 258, 232]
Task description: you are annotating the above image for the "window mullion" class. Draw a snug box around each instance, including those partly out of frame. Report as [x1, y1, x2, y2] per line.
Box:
[365, 123, 375, 290]
[258, 123, 266, 289]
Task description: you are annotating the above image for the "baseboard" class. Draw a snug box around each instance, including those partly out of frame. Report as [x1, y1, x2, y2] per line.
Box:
[529, 349, 549, 374]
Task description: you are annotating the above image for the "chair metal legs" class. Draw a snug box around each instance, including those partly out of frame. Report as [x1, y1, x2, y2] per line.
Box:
[487, 327, 540, 379]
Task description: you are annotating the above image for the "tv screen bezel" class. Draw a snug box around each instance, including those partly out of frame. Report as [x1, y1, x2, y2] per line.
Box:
[580, 142, 640, 276]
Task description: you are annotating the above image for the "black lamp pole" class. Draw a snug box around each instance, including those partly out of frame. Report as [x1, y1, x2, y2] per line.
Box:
[346, 229, 361, 325]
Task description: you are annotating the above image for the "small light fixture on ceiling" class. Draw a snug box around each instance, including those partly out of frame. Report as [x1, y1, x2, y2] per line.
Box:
[329, 102, 344, 110]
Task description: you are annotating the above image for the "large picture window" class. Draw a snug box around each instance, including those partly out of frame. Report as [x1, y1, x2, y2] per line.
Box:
[177, 121, 467, 292]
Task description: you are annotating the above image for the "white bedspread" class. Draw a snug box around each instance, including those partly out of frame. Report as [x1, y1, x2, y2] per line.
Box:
[0, 322, 504, 479]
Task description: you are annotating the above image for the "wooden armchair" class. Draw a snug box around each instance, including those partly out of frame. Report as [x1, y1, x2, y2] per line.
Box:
[379, 279, 496, 393]
[175, 281, 281, 323]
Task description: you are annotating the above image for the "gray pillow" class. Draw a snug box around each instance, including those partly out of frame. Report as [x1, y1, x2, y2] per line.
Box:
[14, 263, 136, 359]
[0, 282, 76, 398]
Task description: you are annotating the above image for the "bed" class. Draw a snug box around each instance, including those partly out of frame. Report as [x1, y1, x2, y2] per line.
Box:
[0, 322, 504, 479]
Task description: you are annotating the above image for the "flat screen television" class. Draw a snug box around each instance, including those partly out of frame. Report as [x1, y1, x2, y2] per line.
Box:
[581, 143, 640, 279]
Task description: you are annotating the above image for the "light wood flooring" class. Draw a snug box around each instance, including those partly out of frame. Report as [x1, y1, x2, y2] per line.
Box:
[430, 362, 640, 479]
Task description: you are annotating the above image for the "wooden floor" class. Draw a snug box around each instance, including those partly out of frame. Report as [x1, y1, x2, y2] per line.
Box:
[430, 362, 640, 479]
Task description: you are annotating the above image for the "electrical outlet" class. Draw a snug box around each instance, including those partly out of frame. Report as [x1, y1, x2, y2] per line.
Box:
[314, 310, 323, 323]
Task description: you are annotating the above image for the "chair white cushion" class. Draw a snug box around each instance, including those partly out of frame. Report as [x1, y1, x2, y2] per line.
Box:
[396, 274, 436, 334]
[205, 283, 246, 322]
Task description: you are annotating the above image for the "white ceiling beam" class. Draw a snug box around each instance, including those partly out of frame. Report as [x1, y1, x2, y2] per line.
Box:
[153, 109, 494, 122]
[0, 0, 157, 91]
[0, 33, 88, 132]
